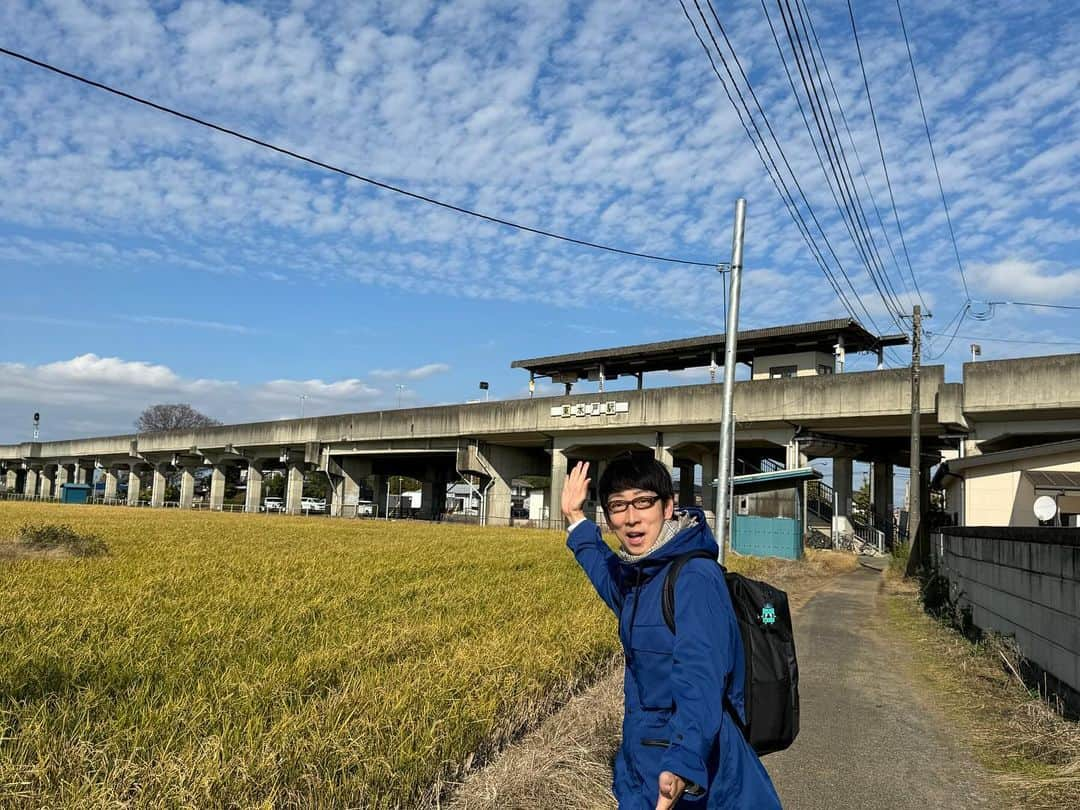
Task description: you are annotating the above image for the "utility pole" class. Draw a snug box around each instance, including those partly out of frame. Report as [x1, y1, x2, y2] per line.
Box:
[905, 305, 923, 576]
[715, 198, 746, 565]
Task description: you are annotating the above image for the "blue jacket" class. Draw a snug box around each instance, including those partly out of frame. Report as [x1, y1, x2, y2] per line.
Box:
[568, 509, 781, 809]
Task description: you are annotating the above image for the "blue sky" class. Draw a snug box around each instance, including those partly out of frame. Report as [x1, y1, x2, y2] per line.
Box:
[0, 0, 1077, 443]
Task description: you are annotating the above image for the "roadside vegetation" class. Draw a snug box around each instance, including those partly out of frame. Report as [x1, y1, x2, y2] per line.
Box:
[1, 502, 621, 808]
[883, 552, 1080, 810]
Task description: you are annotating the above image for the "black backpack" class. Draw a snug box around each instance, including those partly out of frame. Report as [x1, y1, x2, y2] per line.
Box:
[661, 549, 799, 756]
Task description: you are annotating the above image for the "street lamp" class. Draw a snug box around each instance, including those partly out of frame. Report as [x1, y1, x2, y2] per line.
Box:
[970, 344, 981, 363]
[479, 381, 489, 402]
[299, 394, 309, 418]
[396, 384, 406, 408]
[32, 412, 40, 441]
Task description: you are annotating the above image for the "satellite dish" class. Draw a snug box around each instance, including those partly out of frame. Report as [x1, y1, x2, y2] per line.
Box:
[1033, 495, 1058, 522]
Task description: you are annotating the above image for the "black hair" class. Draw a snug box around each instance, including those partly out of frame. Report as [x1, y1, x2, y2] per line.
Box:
[597, 453, 674, 514]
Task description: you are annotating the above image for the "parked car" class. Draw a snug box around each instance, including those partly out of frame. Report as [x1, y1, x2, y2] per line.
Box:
[300, 497, 324, 513]
[355, 500, 375, 517]
[263, 497, 284, 512]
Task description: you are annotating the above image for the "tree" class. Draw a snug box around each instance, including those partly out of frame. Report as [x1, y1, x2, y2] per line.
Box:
[853, 478, 871, 521]
[135, 404, 222, 433]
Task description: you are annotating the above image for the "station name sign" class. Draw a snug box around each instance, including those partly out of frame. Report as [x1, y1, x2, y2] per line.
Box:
[550, 401, 630, 418]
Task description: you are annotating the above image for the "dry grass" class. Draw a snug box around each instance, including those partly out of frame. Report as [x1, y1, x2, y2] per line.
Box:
[883, 578, 1080, 810]
[0, 502, 619, 808]
[445, 547, 859, 810]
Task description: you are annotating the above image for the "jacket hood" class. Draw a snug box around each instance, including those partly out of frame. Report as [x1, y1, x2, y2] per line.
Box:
[617, 506, 719, 578]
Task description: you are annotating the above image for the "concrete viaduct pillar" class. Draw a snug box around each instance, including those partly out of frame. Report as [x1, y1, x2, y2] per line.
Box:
[209, 464, 227, 511]
[677, 462, 695, 508]
[151, 463, 169, 507]
[420, 464, 448, 521]
[832, 457, 854, 541]
[74, 462, 89, 485]
[244, 461, 265, 513]
[39, 466, 55, 499]
[341, 458, 370, 518]
[478, 444, 548, 526]
[127, 467, 145, 506]
[549, 441, 569, 529]
[103, 467, 120, 501]
[592, 458, 609, 528]
[285, 460, 305, 514]
[23, 467, 39, 497]
[372, 474, 389, 518]
[327, 457, 372, 518]
[178, 464, 196, 510]
[57, 464, 71, 492]
[871, 461, 894, 543]
[4, 468, 17, 492]
[654, 432, 673, 472]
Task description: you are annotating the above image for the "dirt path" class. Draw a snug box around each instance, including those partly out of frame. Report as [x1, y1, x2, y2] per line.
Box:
[764, 561, 1000, 809]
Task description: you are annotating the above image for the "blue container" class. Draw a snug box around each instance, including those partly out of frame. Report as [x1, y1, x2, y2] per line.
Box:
[731, 515, 803, 560]
[60, 483, 92, 504]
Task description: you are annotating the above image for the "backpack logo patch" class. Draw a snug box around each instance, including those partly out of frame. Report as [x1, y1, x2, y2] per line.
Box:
[761, 603, 776, 626]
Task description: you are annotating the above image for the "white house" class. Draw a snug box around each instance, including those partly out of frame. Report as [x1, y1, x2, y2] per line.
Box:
[933, 437, 1080, 527]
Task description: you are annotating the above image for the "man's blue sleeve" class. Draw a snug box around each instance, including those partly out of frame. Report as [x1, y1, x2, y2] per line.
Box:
[566, 520, 623, 615]
[659, 565, 731, 795]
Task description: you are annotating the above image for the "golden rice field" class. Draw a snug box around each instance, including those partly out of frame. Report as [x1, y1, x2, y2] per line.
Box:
[0, 502, 621, 808]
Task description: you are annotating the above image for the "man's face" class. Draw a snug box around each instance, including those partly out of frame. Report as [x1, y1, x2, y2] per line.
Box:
[606, 488, 674, 555]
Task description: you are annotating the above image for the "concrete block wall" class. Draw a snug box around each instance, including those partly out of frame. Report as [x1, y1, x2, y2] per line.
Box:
[932, 527, 1080, 711]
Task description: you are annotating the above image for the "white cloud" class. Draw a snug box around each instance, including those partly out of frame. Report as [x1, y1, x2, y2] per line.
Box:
[369, 363, 451, 380]
[967, 258, 1080, 300]
[126, 315, 257, 334]
[0, 0, 1074, 387]
[0, 353, 391, 442]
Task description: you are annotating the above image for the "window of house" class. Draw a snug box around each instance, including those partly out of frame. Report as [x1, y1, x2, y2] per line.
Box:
[817, 364, 833, 375]
[769, 365, 798, 379]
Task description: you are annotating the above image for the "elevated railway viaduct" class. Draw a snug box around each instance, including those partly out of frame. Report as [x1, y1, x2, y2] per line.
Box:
[3, 321, 1078, 534]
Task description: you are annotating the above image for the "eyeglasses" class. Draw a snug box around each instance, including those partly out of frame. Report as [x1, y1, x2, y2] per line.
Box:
[606, 495, 661, 514]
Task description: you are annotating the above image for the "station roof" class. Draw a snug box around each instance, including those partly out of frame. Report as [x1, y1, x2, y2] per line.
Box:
[512, 319, 908, 382]
[732, 466, 822, 494]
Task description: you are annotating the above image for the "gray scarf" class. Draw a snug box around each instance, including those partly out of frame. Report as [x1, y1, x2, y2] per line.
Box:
[616, 510, 698, 564]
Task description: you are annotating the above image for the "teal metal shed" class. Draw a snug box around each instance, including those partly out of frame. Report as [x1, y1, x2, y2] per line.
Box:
[730, 467, 821, 560]
[59, 483, 92, 504]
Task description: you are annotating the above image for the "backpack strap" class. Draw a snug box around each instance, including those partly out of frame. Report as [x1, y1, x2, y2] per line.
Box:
[661, 549, 719, 633]
[661, 549, 752, 741]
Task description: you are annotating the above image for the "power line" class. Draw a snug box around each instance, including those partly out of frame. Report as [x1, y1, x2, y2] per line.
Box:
[770, 0, 908, 332]
[798, 0, 924, 315]
[704, 0, 901, 332]
[682, 0, 883, 334]
[678, 0, 866, 327]
[926, 331, 1080, 347]
[895, 0, 971, 300]
[787, 0, 909, 325]
[925, 302, 970, 359]
[0, 45, 719, 269]
[987, 300, 1080, 312]
[842, 0, 930, 315]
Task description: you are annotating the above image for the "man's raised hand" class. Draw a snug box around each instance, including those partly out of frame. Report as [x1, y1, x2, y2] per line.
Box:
[561, 461, 590, 525]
